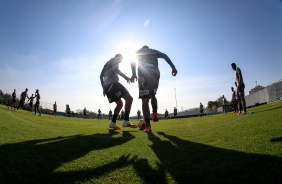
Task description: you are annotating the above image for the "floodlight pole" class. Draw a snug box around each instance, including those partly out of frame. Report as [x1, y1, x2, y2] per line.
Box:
[174, 88, 177, 109]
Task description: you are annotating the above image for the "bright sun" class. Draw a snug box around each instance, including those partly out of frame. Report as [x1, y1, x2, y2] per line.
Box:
[119, 41, 140, 63]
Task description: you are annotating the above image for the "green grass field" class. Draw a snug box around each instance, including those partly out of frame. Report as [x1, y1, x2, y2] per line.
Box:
[0, 101, 282, 183]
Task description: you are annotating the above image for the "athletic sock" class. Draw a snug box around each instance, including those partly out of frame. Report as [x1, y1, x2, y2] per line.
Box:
[112, 114, 118, 123]
[145, 119, 151, 127]
[124, 111, 130, 121]
[152, 106, 158, 113]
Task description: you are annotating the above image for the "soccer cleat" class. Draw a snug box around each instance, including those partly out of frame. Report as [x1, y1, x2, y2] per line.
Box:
[143, 126, 152, 133]
[152, 112, 159, 122]
[109, 122, 121, 130]
[122, 120, 137, 128]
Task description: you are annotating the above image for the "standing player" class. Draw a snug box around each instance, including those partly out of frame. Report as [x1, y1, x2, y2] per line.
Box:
[10, 89, 17, 110]
[231, 87, 238, 113]
[199, 103, 204, 117]
[28, 94, 35, 113]
[98, 109, 102, 120]
[131, 45, 177, 133]
[231, 63, 246, 115]
[53, 102, 57, 116]
[83, 107, 87, 118]
[108, 109, 112, 120]
[173, 107, 178, 118]
[34, 89, 41, 116]
[137, 109, 141, 120]
[164, 109, 169, 119]
[222, 95, 227, 114]
[17, 88, 29, 111]
[100, 54, 137, 129]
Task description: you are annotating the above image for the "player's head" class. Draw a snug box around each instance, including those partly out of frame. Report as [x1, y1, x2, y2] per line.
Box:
[14, 89, 16, 92]
[36, 89, 39, 93]
[235, 82, 237, 86]
[231, 63, 236, 70]
[231, 87, 234, 91]
[31, 94, 34, 96]
[115, 54, 123, 61]
[142, 45, 149, 49]
[25, 88, 28, 92]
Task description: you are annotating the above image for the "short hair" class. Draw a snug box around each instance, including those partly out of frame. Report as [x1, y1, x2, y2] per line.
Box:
[231, 63, 236, 67]
[142, 45, 149, 49]
[115, 54, 123, 58]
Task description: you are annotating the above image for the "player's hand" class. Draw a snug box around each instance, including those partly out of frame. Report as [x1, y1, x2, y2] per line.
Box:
[172, 68, 178, 76]
[126, 77, 131, 84]
[131, 74, 137, 83]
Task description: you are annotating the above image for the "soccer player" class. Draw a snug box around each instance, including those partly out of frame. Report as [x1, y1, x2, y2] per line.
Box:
[108, 109, 112, 120]
[164, 109, 169, 119]
[199, 103, 204, 117]
[10, 89, 17, 110]
[34, 89, 41, 116]
[100, 54, 137, 129]
[222, 95, 227, 114]
[98, 109, 102, 120]
[83, 107, 87, 118]
[231, 63, 246, 115]
[28, 94, 35, 113]
[231, 87, 238, 113]
[174, 107, 178, 118]
[17, 88, 29, 111]
[137, 109, 141, 120]
[53, 102, 57, 116]
[131, 45, 178, 133]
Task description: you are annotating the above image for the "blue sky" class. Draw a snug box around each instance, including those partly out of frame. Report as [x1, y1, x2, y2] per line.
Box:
[0, 0, 281, 115]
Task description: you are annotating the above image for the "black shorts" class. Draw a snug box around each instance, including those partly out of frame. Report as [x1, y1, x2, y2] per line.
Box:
[12, 98, 16, 103]
[29, 102, 33, 108]
[138, 74, 160, 99]
[35, 101, 40, 107]
[54, 109, 57, 113]
[104, 82, 128, 103]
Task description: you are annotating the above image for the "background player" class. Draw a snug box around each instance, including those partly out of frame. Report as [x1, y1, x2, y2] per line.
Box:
[34, 89, 41, 116]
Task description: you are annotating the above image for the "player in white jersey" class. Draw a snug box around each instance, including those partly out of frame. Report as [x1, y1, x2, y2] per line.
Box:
[231, 63, 246, 115]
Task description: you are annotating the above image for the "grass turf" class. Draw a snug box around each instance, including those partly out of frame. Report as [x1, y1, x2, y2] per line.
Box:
[0, 101, 281, 183]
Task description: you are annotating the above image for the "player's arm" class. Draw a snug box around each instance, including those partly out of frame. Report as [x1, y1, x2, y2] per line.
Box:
[157, 51, 178, 76]
[100, 66, 106, 96]
[130, 60, 137, 82]
[117, 69, 131, 84]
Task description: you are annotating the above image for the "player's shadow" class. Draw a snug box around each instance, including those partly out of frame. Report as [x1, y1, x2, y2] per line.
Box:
[270, 137, 282, 142]
[143, 132, 282, 184]
[0, 130, 135, 183]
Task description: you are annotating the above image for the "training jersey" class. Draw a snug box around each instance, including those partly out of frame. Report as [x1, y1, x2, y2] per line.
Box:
[12, 92, 16, 99]
[35, 93, 40, 102]
[100, 57, 122, 88]
[29, 96, 35, 103]
[200, 104, 203, 110]
[136, 47, 176, 76]
[235, 67, 244, 85]
[232, 91, 236, 100]
[53, 104, 57, 110]
[222, 97, 226, 105]
[20, 91, 28, 101]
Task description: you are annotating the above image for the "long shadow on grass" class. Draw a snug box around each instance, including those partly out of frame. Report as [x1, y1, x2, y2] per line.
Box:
[0, 130, 135, 183]
[144, 132, 282, 183]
